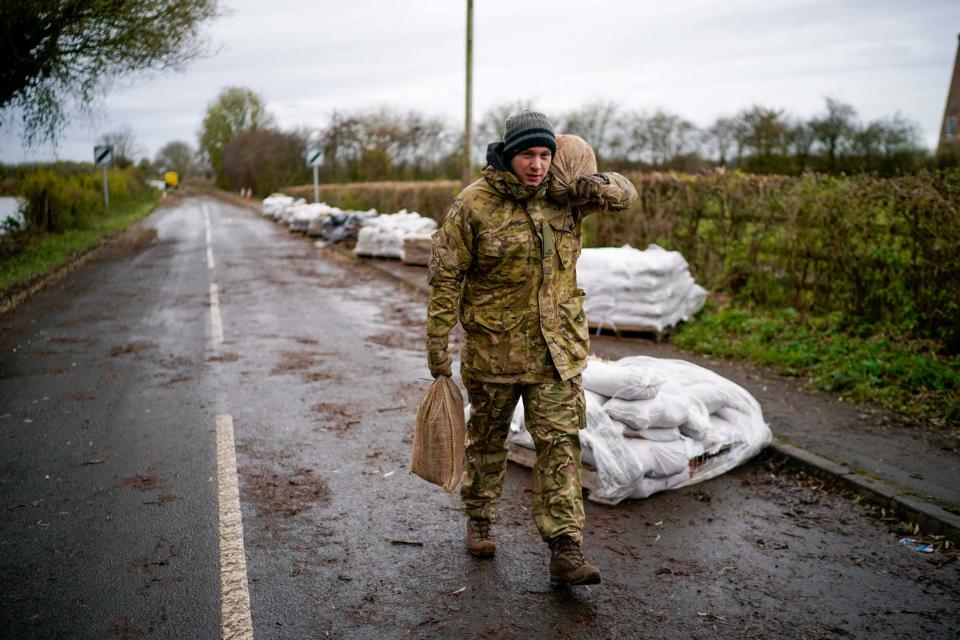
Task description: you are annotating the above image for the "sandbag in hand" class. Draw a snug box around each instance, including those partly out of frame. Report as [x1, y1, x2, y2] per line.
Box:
[428, 348, 453, 378]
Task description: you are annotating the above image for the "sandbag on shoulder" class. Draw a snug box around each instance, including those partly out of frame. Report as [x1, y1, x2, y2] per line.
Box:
[547, 134, 598, 204]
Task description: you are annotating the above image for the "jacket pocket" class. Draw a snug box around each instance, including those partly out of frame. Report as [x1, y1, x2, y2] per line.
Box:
[557, 292, 590, 361]
[462, 307, 529, 374]
[475, 228, 532, 283]
[548, 213, 580, 270]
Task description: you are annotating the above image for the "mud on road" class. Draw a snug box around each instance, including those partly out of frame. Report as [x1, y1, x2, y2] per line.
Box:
[224, 213, 960, 639]
[2, 197, 957, 640]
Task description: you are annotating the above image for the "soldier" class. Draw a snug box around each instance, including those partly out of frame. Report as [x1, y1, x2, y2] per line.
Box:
[426, 111, 637, 585]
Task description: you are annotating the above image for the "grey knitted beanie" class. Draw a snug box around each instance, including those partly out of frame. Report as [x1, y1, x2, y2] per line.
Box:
[502, 110, 557, 162]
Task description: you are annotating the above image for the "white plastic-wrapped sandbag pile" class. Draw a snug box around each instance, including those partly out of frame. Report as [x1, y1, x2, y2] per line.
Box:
[259, 195, 377, 243]
[504, 355, 771, 505]
[262, 193, 299, 220]
[578, 244, 707, 333]
[354, 210, 438, 260]
[289, 202, 341, 233]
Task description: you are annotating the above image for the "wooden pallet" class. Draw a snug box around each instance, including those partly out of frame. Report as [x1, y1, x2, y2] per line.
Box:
[506, 443, 599, 492]
[588, 321, 668, 341]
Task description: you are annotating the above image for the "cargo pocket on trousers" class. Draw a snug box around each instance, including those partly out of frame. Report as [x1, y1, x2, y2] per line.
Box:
[572, 376, 587, 430]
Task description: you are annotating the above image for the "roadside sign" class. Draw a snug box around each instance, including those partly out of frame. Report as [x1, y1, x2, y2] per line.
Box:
[306, 148, 322, 203]
[94, 145, 114, 168]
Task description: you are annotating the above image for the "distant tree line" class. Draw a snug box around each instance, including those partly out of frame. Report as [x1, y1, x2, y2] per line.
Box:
[141, 88, 941, 195]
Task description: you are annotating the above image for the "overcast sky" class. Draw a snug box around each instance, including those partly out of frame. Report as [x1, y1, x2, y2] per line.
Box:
[2, 0, 958, 164]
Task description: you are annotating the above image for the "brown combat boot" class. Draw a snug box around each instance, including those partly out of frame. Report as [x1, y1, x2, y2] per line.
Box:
[548, 535, 601, 585]
[466, 519, 496, 558]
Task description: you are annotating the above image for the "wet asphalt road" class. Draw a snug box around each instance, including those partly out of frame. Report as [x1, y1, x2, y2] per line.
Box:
[1, 197, 958, 639]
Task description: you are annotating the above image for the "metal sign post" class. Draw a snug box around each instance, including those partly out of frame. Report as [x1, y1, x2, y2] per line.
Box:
[94, 145, 115, 209]
[305, 148, 322, 203]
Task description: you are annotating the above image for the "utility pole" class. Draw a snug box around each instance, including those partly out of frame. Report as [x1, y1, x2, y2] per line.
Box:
[462, 0, 474, 187]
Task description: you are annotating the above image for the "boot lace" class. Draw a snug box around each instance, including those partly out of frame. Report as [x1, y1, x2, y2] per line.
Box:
[471, 520, 492, 540]
[553, 537, 584, 565]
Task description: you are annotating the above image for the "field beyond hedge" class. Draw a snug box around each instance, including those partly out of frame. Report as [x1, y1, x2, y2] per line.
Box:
[283, 171, 960, 430]
[1, 166, 160, 300]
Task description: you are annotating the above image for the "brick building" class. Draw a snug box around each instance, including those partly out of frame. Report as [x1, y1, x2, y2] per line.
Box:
[938, 34, 960, 157]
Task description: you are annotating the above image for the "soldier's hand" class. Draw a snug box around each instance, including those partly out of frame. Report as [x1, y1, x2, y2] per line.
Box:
[428, 348, 453, 378]
[573, 174, 606, 202]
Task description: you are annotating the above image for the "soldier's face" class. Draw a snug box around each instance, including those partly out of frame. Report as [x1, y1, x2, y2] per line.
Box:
[510, 147, 553, 186]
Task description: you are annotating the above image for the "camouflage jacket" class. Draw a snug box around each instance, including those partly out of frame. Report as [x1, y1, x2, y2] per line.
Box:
[427, 166, 637, 383]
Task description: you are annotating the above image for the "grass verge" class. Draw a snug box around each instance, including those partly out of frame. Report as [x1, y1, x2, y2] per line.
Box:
[0, 196, 160, 297]
[671, 303, 960, 432]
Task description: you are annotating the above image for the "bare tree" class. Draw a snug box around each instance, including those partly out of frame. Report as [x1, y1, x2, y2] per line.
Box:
[787, 120, 816, 172]
[221, 128, 306, 195]
[97, 126, 144, 168]
[155, 140, 199, 177]
[706, 117, 738, 166]
[810, 97, 858, 172]
[624, 109, 698, 168]
[559, 101, 624, 164]
[474, 100, 535, 164]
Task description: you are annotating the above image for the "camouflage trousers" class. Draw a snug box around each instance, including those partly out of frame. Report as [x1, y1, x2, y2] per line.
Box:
[460, 374, 587, 543]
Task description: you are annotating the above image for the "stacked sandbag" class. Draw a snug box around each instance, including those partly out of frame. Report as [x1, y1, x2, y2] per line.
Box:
[289, 202, 340, 234]
[307, 205, 339, 237]
[322, 210, 378, 244]
[262, 193, 297, 219]
[578, 244, 707, 333]
[259, 195, 377, 245]
[262, 194, 306, 222]
[503, 355, 771, 505]
[354, 210, 438, 260]
[402, 233, 434, 266]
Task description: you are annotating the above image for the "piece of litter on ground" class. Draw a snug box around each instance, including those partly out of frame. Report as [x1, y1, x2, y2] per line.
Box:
[383, 470, 396, 478]
[390, 539, 424, 546]
[377, 400, 407, 413]
[697, 613, 728, 623]
[81, 458, 105, 465]
[23, 418, 33, 424]
[899, 537, 936, 554]
[450, 587, 466, 595]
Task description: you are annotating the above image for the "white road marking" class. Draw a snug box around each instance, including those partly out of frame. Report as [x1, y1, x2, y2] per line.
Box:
[216, 414, 254, 640]
[204, 204, 212, 246]
[209, 283, 224, 345]
[207, 247, 216, 270]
